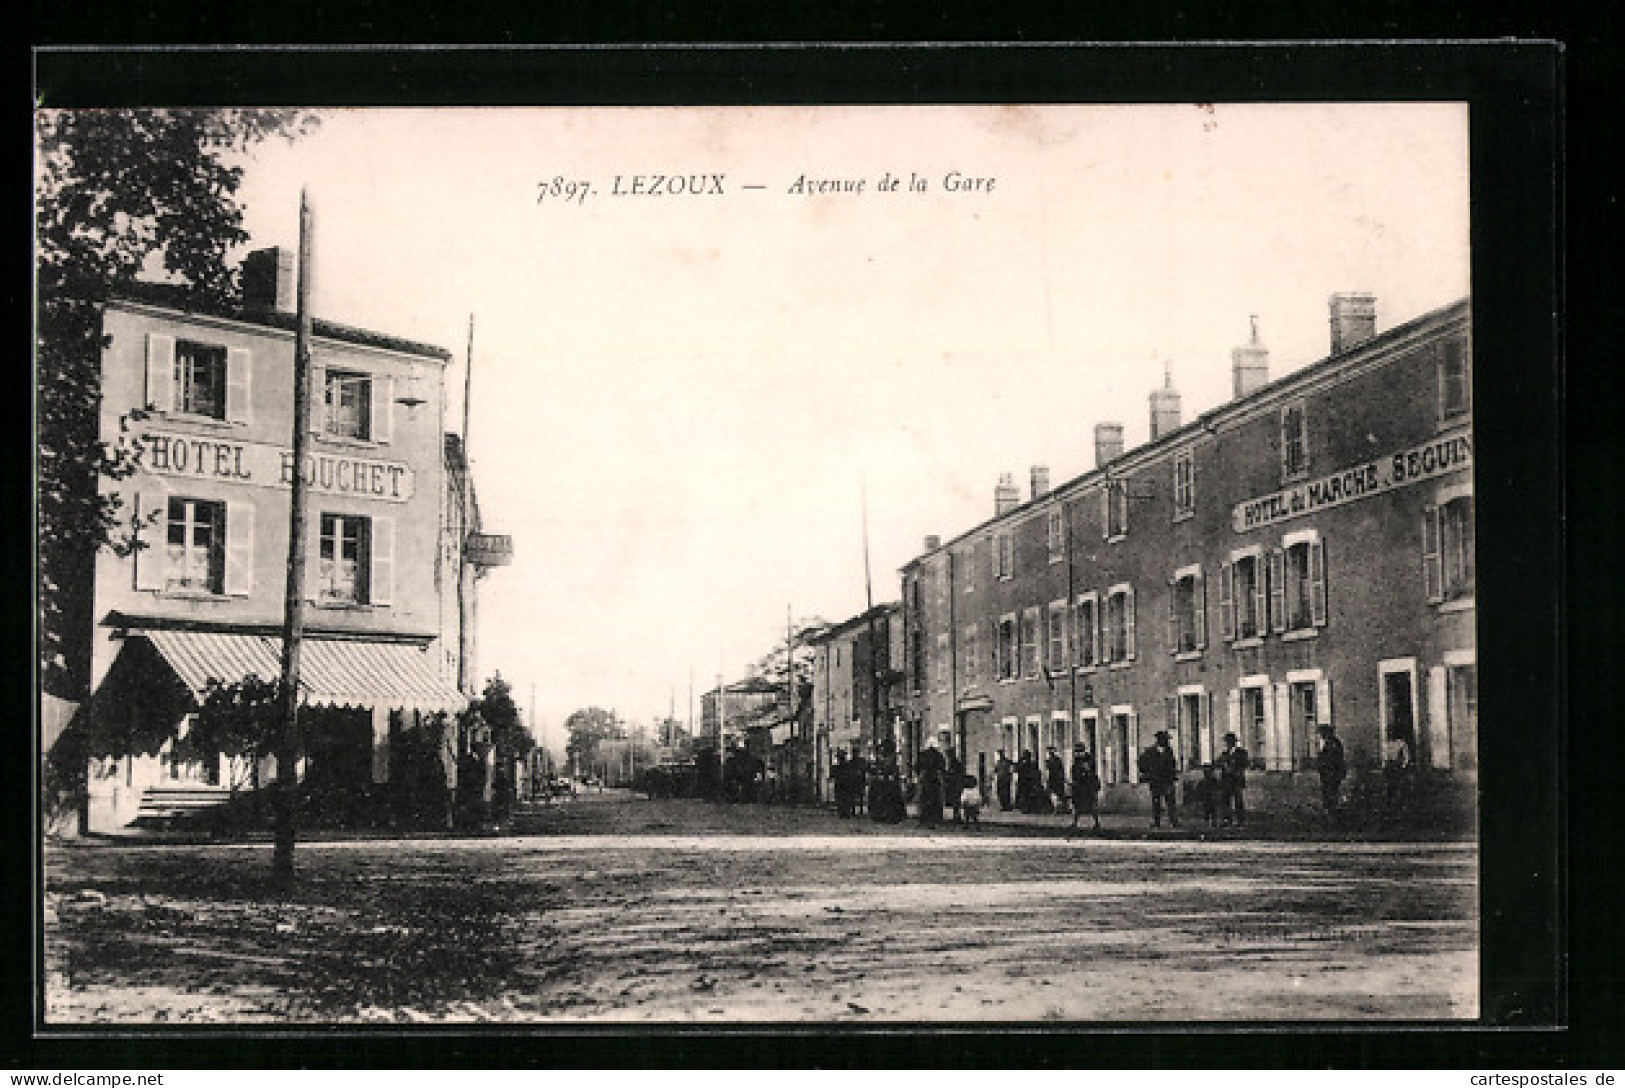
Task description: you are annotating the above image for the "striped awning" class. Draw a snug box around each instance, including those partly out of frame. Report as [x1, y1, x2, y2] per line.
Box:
[136, 630, 466, 714]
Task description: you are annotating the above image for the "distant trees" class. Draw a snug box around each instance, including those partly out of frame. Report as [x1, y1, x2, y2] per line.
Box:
[564, 706, 621, 776]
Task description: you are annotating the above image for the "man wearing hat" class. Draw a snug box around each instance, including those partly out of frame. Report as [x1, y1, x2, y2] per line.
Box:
[1216, 732, 1249, 827]
[1138, 729, 1180, 828]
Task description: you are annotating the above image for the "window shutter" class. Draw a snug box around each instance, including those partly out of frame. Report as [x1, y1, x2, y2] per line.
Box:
[1421, 505, 1443, 603]
[1127, 710, 1140, 781]
[370, 516, 394, 604]
[223, 501, 254, 597]
[1427, 665, 1450, 770]
[1270, 683, 1291, 771]
[145, 334, 176, 412]
[309, 364, 327, 434]
[1220, 561, 1234, 641]
[133, 494, 167, 591]
[1165, 695, 1178, 768]
[225, 348, 253, 423]
[372, 375, 393, 444]
[1167, 578, 1178, 655]
[1226, 689, 1241, 745]
[1125, 587, 1136, 659]
[1195, 571, 1208, 649]
[1310, 539, 1328, 627]
[1198, 695, 1215, 764]
[1316, 677, 1333, 726]
[1267, 548, 1285, 633]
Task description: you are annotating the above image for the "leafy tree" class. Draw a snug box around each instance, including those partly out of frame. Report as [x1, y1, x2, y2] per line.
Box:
[563, 706, 622, 775]
[35, 108, 317, 703]
[746, 616, 829, 717]
[180, 673, 282, 791]
[469, 672, 533, 762]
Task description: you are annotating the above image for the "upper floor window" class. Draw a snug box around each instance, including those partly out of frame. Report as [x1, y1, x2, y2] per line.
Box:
[997, 614, 1018, 681]
[144, 334, 251, 422]
[1439, 338, 1471, 421]
[1020, 608, 1041, 678]
[1104, 481, 1128, 540]
[1424, 494, 1475, 603]
[1103, 585, 1136, 664]
[319, 513, 370, 603]
[962, 544, 975, 593]
[1281, 400, 1309, 481]
[324, 370, 373, 440]
[314, 512, 394, 606]
[1046, 601, 1068, 672]
[1073, 593, 1099, 669]
[1047, 508, 1065, 562]
[993, 531, 1014, 580]
[1222, 550, 1267, 642]
[174, 341, 227, 419]
[963, 625, 980, 685]
[935, 633, 950, 692]
[1173, 450, 1194, 519]
[1168, 567, 1207, 654]
[1277, 534, 1328, 632]
[910, 628, 927, 694]
[166, 498, 224, 592]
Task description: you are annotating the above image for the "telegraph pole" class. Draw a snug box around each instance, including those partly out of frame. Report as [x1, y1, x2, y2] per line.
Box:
[273, 190, 315, 882]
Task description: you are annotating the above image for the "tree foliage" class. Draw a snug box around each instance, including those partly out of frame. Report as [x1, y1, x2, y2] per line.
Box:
[563, 706, 623, 772]
[468, 672, 533, 763]
[35, 108, 317, 700]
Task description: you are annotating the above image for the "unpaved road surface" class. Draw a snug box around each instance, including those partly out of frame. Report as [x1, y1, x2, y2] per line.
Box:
[44, 794, 1477, 1023]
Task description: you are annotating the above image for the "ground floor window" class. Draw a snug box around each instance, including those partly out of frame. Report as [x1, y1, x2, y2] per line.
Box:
[1105, 708, 1136, 784]
[1289, 680, 1318, 771]
[1380, 660, 1419, 766]
[1239, 685, 1269, 769]
[1178, 690, 1210, 767]
[1447, 663, 1478, 770]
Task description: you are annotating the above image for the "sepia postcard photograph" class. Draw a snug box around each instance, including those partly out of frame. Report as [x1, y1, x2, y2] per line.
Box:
[31, 46, 1559, 1039]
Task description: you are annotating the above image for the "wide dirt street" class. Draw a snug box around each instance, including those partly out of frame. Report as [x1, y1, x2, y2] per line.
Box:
[44, 791, 1478, 1024]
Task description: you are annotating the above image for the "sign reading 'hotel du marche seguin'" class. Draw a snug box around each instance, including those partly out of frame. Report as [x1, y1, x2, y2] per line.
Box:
[1232, 431, 1472, 533]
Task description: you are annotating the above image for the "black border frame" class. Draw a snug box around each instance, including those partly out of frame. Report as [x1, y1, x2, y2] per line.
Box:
[20, 42, 1568, 1070]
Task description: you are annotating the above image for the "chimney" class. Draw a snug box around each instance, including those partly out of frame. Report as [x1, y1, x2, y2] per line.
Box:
[1094, 422, 1124, 468]
[1149, 361, 1182, 440]
[923, 535, 941, 552]
[1030, 465, 1051, 501]
[1329, 292, 1377, 354]
[994, 472, 1020, 516]
[1231, 315, 1270, 399]
[242, 246, 297, 314]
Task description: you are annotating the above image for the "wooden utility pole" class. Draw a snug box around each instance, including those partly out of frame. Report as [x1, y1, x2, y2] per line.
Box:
[273, 190, 315, 881]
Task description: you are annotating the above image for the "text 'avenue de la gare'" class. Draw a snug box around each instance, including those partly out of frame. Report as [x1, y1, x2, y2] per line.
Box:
[535, 171, 998, 205]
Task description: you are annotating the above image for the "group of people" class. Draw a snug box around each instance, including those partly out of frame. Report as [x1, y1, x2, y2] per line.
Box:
[829, 722, 1353, 830]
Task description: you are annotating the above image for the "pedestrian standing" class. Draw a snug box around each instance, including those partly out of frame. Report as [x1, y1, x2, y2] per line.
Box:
[946, 750, 967, 824]
[1045, 746, 1069, 816]
[1069, 745, 1101, 831]
[833, 749, 851, 818]
[1139, 730, 1180, 828]
[1014, 751, 1037, 813]
[995, 749, 1014, 812]
[1317, 723, 1347, 824]
[1195, 764, 1221, 828]
[917, 741, 946, 826]
[851, 749, 870, 817]
[1383, 734, 1414, 813]
[958, 765, 982, 826]
[1216, 732, 1249, 827]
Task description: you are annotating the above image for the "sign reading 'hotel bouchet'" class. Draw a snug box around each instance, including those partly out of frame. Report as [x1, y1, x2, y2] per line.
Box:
[1232, 432, 1472, 533]
[135, 430, 415, 503]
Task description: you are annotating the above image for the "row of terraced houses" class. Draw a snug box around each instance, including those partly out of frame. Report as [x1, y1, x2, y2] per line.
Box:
[809, 292, 1475, 823]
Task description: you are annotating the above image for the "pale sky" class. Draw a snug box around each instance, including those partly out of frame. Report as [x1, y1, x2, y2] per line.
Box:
[228, 103, 1471, 752]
